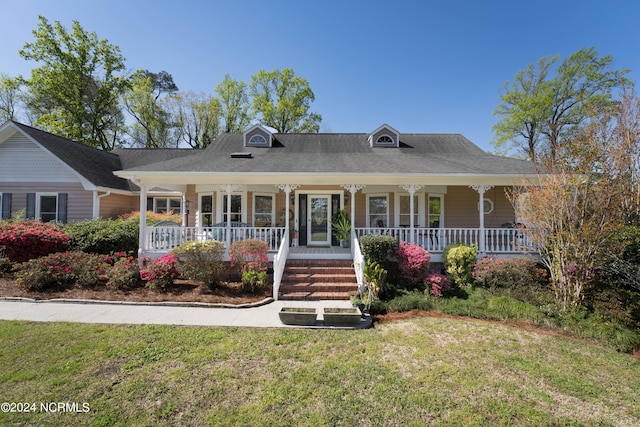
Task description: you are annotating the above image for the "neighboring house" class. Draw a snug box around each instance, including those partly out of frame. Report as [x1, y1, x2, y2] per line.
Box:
[0, 120, 191, 222]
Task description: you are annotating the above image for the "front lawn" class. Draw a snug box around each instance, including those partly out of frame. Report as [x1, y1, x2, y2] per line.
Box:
[1, 318, 639, 426]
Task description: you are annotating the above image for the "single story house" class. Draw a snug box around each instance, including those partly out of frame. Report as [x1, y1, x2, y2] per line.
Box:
[1, 120, 540, 298]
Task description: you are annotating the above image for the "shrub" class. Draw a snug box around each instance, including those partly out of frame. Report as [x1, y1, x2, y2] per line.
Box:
[396, 241, 431, 287]
[472, 257, 549, 304]
[105, 253, 141, 290]
[229, 239, 270, 292]
[424, 272, 451, 297]
[64, 217, 139, 255]
[0, 246, 12, 276]
[172, 240, 226, 288]
[241, 269, 268, 293]
[386, 291, 431, 312]
[359, 234, 398, 264]
[119, 210, 182, 225]
[443, 243, 477, 288]
[140, 254, 180, 291]
[0, 220, 70, 262]
[16, 251, 108, 291]
[364, 260, 388, 298]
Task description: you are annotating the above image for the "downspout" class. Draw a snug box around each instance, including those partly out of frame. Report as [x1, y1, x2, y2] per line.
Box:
[93, 190, 111, 219]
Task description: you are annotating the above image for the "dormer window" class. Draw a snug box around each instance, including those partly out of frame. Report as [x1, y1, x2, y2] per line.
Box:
[368, 124, 400, 147]
[249, 135, 267, 145]
[243, 124, 273, 147]
[376, 135, 394, 145]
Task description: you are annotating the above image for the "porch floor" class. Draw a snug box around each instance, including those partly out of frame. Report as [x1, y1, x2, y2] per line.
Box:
[288, 246, 351, 260]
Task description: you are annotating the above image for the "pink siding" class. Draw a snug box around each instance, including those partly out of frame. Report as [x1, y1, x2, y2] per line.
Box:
[99, 193, 138, 218]
[443, 186, 515, 228]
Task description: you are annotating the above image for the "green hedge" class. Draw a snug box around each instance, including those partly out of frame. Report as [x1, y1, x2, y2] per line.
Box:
[359, 234, 398, 264]
[64, 218, 139, 255]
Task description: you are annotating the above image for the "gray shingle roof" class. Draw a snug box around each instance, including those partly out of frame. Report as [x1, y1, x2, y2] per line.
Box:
[119, 132, 537, 176]
[12, 122, 135, 191]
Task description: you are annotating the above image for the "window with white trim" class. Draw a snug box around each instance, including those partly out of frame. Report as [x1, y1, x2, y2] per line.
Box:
[248, 134, 267, 145]
[253, 194, 274, 227]
[200, 194, 214, 227]
[428, 194, 444, 228]
[479, 198, 494, 214]
[367, 194, 389, 227]
[376, 135, 394, 145]
[37, 193, 58, 223]
[153, 197, 182, 214]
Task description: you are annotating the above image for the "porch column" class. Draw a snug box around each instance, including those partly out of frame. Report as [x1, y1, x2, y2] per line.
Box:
[469, 185, 494, 256]
[340, 184, 365, 241]
[276, 184, 300, 242]
[181, 193, 187, 227]
[400, 185, 423, 243]
[137, 181, 148, 267]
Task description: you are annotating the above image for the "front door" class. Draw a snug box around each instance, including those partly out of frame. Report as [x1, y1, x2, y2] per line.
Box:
[308, 195, 331, 246]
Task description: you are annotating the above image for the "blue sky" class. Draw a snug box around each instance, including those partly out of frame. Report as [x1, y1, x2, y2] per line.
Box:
[1, 0, 639, 152]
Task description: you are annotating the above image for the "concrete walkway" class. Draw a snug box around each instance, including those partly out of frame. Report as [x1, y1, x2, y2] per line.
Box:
[0, 298, 372, 329]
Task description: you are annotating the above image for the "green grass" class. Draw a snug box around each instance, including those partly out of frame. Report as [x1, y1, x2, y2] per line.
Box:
[1, 319, 639, 426]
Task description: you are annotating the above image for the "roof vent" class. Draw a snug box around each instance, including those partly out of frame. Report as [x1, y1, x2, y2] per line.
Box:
[230, 152, 252, 159]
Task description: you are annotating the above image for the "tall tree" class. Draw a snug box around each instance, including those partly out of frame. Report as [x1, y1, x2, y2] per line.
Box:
[19, 16, 129, 150]
[0, 73, 23, 122]
[492, 56, 556, 162]
[123, 69, 178, 148]
[250, 68, 321, 133]
[510, 88, 640, 311]
[169, 91, 222, 148]
[215, 74, 251, 133]
[493, 47, 630, 163]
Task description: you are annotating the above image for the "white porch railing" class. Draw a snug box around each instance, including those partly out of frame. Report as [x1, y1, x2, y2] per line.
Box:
[146, 225, 531, 255]
[146, 226, 287, 252]
[354, 227, 532, 254]
[272, 229, 289, 300]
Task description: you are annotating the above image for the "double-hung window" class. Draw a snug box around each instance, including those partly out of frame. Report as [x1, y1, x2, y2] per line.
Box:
[200, 194, 213, 227]
[25, 193, 67, 223]
[367, 194, 389, 228]
[253, 194, 274, 227]
[153, 197, 182, 215]
[428, 195, 444, 228]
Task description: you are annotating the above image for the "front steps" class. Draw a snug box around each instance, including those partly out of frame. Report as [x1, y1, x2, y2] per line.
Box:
[278, 259, 358, 300]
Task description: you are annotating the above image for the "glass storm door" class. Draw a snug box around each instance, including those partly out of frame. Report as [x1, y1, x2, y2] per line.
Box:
[308, 195, 331, 246]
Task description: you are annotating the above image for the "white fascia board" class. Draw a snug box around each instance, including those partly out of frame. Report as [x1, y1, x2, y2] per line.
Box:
[115, 171, 542, 187]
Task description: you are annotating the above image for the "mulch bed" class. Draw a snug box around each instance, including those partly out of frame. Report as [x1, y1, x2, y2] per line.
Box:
[0, 274, 270, 305]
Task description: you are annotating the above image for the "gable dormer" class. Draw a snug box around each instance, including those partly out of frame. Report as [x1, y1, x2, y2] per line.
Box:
[368, 124, 400, 148]
[243, 124, 273, 148]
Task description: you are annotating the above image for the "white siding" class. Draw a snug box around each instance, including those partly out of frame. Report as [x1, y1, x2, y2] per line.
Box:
[0, 133, 79, 182]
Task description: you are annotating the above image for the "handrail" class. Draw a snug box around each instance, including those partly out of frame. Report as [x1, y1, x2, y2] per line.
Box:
[272, 228, 289, 300]
[352, 234, 365, 293]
